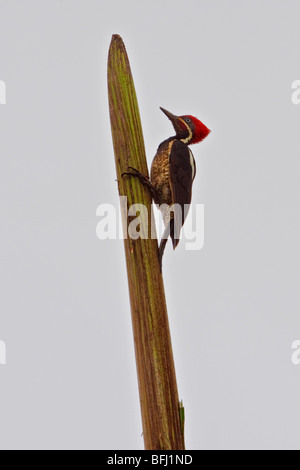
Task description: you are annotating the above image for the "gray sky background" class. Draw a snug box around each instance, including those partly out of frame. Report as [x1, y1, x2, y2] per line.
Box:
[0, 0, 300, 450]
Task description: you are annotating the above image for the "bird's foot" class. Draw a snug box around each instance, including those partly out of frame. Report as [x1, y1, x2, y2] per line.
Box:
[121, 166, 146, 179]
[122, 167, 155, 198]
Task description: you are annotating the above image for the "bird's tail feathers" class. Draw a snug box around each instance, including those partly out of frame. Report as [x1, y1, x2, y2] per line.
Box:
[159, 218, 181, 270]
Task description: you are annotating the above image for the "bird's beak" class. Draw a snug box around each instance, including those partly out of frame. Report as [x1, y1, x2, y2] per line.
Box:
[160, 107, 183, 134]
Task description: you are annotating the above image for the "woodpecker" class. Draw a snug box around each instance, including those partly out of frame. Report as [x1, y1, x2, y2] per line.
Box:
[123, 107, 210, 268]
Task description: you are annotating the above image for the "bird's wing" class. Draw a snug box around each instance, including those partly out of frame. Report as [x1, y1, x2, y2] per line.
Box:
[169, 139, 196, 248]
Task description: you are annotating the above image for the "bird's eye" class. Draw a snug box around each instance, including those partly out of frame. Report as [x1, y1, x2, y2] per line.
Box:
[185, 118, 191, 123]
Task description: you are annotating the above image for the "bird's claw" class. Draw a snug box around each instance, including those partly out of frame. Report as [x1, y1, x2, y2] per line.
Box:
[128, 166, 139, 173]
[121, 167, 140, 178]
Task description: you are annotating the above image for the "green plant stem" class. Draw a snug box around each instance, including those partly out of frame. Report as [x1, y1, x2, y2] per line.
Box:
[107, 34, 185, 450]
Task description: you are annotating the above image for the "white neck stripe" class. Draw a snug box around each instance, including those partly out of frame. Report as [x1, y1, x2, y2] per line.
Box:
[179, 118, 193, 144]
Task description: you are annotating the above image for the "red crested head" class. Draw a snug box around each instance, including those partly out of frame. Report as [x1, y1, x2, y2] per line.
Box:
[181, 115, 211, 144]
[160, 107, 210, 145]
